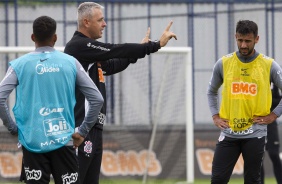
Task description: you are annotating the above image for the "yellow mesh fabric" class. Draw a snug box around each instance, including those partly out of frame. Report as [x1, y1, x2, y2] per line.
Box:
[219, 53, 273, 131]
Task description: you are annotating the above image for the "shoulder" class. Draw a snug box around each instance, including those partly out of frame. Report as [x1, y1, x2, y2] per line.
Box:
[10, 53, 31, 65]
[271, 60, 281, 70]
[260, 54, 274, 60]
[54, 51, 77, 65]
[211, 58, 223, 75]
[56, 50, 75, 58]
[259, 54, 274, 64]
[66, 32, 94, 45]
[222, 52, 235, 59]
[65, 33, 93, 51]
[223, 52, 235, 58]
[221, 52, 236, 64]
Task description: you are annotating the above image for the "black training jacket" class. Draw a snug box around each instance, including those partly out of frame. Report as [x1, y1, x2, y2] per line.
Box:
[64, 31, 161, 130]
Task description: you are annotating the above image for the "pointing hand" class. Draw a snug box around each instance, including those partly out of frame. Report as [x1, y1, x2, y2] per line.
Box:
[159, 21, 177, 47]
[141, 27, 151, 43]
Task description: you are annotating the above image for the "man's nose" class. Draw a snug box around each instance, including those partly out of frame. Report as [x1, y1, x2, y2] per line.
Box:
[241, 41, 247, 48]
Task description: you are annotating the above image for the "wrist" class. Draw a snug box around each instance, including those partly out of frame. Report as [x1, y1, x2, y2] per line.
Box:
[271, 112, 278, 118]
[212, 114, 219, 120]
[154, 40, 161, 48]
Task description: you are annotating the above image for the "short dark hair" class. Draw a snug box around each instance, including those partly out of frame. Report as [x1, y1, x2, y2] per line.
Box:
[33, 16, 56, 42]
[236, 20, 258, 37]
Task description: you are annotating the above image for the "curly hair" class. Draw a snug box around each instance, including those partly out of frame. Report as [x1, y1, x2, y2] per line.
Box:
[33, 16, 56, 42]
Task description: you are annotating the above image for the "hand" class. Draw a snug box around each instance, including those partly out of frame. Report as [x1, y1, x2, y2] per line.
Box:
[253, 112, 278, 125]
[212, 114, 230, 130]
[8, 123, 18, 135]
[141, 27, 151, 43]
[159, 21, 177, 47]
[72, 132, 85, 149]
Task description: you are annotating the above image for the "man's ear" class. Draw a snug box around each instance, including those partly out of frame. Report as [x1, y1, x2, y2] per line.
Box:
[53, 34, 57, 43]
[31, 33, 36, 42]
[83, 18, 89, 27]
[255, 35, 259, 44]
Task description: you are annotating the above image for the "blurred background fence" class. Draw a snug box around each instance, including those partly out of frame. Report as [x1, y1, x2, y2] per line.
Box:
[1, 0, 282, 183]
[1, 0, 282, 125]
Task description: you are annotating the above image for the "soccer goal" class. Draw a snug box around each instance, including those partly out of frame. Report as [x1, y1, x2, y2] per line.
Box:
[102, 47, 194, 184]
[145, 47, 194, 184]
[0, 46, 194, 184]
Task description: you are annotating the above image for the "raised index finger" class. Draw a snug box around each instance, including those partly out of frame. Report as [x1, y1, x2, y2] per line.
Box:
[146, 27, 151, 37]
[165, 21, 173, 31]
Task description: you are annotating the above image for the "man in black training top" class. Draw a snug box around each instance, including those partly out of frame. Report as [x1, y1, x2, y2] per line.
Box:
[64, 2, 177, 184]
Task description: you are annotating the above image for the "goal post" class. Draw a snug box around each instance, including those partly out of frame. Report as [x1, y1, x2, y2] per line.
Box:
[0, 46, 194, 183]
[155, 47, 194, 184]
[107, 46, 194, 183]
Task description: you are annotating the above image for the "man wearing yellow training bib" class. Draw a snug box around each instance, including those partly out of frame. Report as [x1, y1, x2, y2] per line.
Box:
[221, 53, 273, 131]
[207, 20, 282, 184]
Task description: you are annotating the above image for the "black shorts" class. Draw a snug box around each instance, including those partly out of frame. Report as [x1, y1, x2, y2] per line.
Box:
[211, 136, 266, 184]
[21, 145, 79, 184]
[78, 127, 103, 184]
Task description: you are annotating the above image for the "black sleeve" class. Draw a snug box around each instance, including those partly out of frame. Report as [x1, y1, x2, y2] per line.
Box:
[271, 84, 282, 110]
[64, 35, 160, 64]
[100, 58, 137, 75]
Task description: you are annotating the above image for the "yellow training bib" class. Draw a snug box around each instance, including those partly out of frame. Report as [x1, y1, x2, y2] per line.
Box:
[219, 52, 272, 131]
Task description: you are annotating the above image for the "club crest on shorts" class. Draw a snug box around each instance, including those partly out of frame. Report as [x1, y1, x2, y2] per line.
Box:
[84, 141, 92, 157]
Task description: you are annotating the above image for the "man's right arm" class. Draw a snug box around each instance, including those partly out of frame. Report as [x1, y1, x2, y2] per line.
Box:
[0, 67, 18, 135]
[207, 59, 223, 116]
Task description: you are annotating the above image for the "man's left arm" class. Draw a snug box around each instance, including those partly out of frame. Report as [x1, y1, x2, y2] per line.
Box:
[100, 58, 137, 75]
[261, 61, 282, 124]
[100, 27, 150, 75]
[74, 60, 104, 137]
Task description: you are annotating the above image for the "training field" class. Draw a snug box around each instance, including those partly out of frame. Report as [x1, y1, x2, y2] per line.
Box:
[101, 177, 276, 184]
[2, 177, 277, 184]
[100, 178, 277, 184]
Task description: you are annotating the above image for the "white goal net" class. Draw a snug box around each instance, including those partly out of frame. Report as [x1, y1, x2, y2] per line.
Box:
[0, 46, 194, 184]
